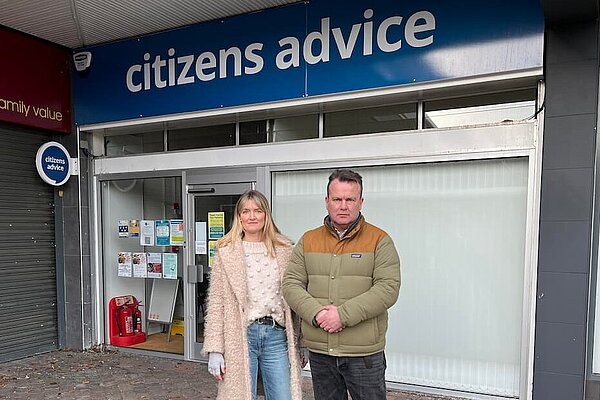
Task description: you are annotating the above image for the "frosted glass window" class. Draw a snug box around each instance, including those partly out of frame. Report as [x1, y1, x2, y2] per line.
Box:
[272, 158, 528, 397]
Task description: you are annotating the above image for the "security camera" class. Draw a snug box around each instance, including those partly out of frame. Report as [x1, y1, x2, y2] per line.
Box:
[73, 51, 92, 72]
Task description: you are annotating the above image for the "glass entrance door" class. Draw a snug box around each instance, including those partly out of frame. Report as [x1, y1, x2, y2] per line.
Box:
[185, 182, 253, 360]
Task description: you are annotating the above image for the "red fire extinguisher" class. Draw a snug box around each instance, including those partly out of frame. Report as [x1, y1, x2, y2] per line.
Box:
[117, 305, 134, 336]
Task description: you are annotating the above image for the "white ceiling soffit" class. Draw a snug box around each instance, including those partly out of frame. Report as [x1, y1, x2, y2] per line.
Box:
[0, 0, 301, 49]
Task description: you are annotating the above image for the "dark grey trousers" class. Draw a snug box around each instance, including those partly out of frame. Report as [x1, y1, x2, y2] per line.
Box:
[309, 351, 387, 400]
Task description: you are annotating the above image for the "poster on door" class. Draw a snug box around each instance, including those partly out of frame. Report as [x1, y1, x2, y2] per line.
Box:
[208, 212, 225, 240]
[208, 240, 217, 267]
[195, 221, 207, 255]
[169, 219, 184, 246]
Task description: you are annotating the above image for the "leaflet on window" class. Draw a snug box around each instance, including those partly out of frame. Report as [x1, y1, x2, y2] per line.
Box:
[118, 251, 132, 277]
[140, 220, 155, 246]
[169, 219, 184, 246]
[128, 219, 140, 238]
[118, 220, 129, 238]
[163, 253, 178, 279]
[132, 252, 147, 278]
[147, 252, 163, 278]
[155, 220, 170, 246]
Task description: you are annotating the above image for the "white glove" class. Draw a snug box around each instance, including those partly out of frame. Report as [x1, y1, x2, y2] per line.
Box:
[208, 352, 226, 380]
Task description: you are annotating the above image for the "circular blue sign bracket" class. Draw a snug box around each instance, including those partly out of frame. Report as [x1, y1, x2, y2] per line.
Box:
[36, 141, 72, 186]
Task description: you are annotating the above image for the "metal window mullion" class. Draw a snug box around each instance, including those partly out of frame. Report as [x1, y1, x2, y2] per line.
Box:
[417, 101, 424, 130]
[318, 111, 324, 138]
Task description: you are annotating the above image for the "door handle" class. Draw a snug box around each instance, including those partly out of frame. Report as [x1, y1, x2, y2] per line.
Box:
[187, 264, 204, 283]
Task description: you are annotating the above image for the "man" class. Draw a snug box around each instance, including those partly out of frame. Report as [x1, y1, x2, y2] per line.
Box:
[282, 169, 401, 400]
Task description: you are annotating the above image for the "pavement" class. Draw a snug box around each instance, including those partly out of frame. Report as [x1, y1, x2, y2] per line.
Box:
[0, 348, 467, 399]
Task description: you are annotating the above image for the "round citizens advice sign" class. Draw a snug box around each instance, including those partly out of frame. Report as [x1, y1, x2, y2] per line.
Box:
[36, 141, 72, 186]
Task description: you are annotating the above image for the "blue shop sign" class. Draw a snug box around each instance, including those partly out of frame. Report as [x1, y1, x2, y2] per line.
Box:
[36, 141, 72, 186]
[73, 0, 544, 125]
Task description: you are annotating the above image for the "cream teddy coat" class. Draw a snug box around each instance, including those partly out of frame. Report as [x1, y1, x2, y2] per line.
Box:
[203, 238, 302, 400]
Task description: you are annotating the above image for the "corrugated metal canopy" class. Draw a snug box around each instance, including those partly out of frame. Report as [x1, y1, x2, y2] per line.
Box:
[4, 0, 600, 49]
[0, 0, 301, 49]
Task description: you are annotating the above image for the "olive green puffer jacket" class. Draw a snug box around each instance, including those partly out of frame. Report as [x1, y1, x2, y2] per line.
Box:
[282, 216, 401, 357]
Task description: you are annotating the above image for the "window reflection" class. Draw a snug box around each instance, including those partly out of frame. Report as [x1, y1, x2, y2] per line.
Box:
[424, 89, 536, 129]
[240, 114, 318, 145]
[105, 131, 164, 157]
[168, 124, 235, 150]
[324, 103, 417, 137]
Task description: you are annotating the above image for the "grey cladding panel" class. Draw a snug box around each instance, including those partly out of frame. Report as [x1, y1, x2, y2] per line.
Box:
[536, 272, 588, 324]
[540, 168, 593, 221]
[545, 61, 598, 117]
[543, 114, 596, 170]
[538, 221, 590, 274]
[546, 23, 599, 64]
[533, 372, 583, 400]
[535, 321, 585, 375]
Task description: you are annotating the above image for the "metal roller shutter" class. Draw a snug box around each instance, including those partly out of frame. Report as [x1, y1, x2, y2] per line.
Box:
[0, 126, 58, 362]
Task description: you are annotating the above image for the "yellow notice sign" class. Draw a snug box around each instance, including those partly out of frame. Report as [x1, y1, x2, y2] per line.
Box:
[209, 241, 217, 267]
[208, 212, 225, 240]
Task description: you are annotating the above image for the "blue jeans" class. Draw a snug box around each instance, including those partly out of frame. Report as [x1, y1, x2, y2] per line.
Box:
[309, 351, 387, 400]
[247, 321, 292, 400]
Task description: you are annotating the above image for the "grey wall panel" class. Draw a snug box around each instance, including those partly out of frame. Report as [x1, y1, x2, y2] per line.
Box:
[63, 204, 81, 258]
[545, 24, 599, 64]
[537, 272, 589, 324]
[545, 61, 599, 116]
[0, 126, 58, 362]
[538, 221, 591, 274]
[61, 178, 79, 208]
[63, 253, 82, 349]
[540, 168, 593, 221]
[79, 158, 89, 208]
[535, 321, 586, 375]
[536, 17, 598, 400]
[54, 133, 86, 350]
[534, 372, 584, 400]
[543, 114, 596, 169]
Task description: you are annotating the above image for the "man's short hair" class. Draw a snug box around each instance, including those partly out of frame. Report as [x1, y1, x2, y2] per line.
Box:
[327, 169, 363, 197]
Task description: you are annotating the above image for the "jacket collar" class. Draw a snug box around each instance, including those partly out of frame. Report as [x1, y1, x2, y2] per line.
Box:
[324, 213, 364, 240]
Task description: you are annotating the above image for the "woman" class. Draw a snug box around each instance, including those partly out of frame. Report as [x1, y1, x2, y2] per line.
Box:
[203, 190, 303, 400]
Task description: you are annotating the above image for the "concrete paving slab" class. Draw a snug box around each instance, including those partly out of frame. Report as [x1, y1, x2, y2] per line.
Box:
[0, 349, 467, 399]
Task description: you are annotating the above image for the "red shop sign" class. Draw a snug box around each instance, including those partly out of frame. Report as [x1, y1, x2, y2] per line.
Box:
[0, 27, 71, 133]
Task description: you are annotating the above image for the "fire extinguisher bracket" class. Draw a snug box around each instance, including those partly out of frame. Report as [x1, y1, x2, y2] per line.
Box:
[109, 295, 146, 347]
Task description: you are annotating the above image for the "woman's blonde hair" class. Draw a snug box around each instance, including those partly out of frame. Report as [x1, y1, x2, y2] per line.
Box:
[216, 190, 291, 256]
